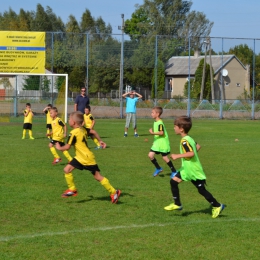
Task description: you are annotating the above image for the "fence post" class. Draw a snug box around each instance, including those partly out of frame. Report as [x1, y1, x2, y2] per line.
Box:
[251, 39, 255, 120]
[119, 14, 124, 119]
[154, 35, 158, 106]
[187, 37, 191, 117]
[86, 33, 89, 96]
[219, 38, 224, 119]
[14, 76, 18, 117]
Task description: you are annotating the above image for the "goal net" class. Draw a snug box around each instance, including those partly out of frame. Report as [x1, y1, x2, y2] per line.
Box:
[0, 73, 69, 123]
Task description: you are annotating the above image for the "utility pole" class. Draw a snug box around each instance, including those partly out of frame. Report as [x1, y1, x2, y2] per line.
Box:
[200, 41, 208, 101]
[118, 14, 124, 119]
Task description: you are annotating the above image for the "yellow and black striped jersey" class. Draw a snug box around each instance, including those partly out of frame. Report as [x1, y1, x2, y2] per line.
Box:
[67, 127, 96, 165]
[83, 113, 94, 129]
[23, 109, 33, 124]
[45, 110, 52, 124]
[51, 117, 65, 142]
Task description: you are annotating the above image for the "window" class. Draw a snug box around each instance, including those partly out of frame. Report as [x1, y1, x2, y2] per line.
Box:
[236, 83, 240, 87]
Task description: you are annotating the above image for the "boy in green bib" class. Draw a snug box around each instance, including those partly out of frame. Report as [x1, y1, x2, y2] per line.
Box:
[164, 116, 225, 218]
[148, 107, 177, 177]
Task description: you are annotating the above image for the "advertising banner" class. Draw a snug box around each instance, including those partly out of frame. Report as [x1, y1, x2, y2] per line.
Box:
[0, 31, 45, 73]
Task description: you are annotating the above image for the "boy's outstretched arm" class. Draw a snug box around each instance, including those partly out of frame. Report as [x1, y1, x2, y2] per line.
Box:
[55, 142, 71, 151]
[89, 129, 107, 148]
[171, 151, 195, 160]
[149, 128, 164, 136]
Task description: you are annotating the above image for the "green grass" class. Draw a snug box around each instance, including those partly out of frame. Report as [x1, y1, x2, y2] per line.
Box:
[1, 118, 260, 259]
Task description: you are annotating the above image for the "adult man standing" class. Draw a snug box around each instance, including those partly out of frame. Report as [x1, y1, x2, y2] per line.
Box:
[74, 87, 90, 113]
[122, 90, 142, 137]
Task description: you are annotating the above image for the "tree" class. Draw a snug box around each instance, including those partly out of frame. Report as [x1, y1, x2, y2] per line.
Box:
[151, 59, 165, 98]
[228, 44, 260, 91]
[23, 76, 40, 90]
[0, 78, 12, 90]
[184, 58, 213, 99]
[124, 6, 150, 40]
[0, 8, 19, 30]
[45, 6, 65, 32]
[65, 15, 81, 33]
[68, 66, 86, 92]
[80, 9, 95, 33]
[125, 0, 192, 38]
[42, 76, 51, 92]
[178, 11, 213, 52]
[18, 9, 32, 31]
[31, 4, 53, 31]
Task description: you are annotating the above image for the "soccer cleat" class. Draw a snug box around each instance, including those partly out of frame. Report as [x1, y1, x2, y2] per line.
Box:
[153, 168, 163, 177]
[22, 136, 25, 139]
[52, 158, 62, 164]
[61, 189, 78, 198]
[124, 134, 127, 137]
[94, 146, 102, 150]
[164, 203, 183, 211]
[110, 189, 121, 204]
[134, 134, 139, 137]
[170, 172, 177, 178]
[212, 204, 225, 218]
[29, 136, 35, 140]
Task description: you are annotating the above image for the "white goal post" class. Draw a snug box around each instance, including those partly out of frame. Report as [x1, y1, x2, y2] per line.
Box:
[0, 72, 69, 122]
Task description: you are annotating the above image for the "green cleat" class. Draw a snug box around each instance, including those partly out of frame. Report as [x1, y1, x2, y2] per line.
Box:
[212, 204, 225, 218]
[29, 136, 35, 140]
[164, 203, 183, 211]
[22, 136, 25, 139]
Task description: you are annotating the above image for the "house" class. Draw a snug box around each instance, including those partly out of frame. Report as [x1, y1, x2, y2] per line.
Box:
[165, 54, 250, 100]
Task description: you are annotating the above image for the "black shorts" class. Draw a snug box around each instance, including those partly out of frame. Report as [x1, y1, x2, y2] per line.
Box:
[46, 124, 52, 129]
[69, 158, 100, 175]
[50, 140, 65, 146]
[23, 123, 32, 130]
[175, 172, 206, 186]
[150, 149, 170, 157]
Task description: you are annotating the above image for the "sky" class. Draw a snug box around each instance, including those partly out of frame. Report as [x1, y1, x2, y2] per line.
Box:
[1, 0, 260, 50]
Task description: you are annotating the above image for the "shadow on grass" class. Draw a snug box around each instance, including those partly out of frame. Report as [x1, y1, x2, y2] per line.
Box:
[66, 192, 130, 205]
[170, 206, 227, 218]
[138, 134, 150, 137]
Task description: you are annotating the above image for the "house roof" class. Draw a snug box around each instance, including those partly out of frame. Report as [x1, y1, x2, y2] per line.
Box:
[165, 55, 247, 76]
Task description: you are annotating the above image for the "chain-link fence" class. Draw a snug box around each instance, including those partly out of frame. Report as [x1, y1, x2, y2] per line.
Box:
[1, 33, 260, 119]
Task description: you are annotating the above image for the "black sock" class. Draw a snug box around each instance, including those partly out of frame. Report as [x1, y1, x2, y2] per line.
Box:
[198, 187, 221, 207]
[170, 179, 181, 206]
[167, 160, 176, 172]
[151, 158, 161, 169]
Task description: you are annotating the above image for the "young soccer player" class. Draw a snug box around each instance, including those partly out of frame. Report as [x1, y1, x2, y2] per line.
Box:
[55, 111, 121, 203]
[43, 104, 52, 138]
[22, 103, 34, 140]
[164, 115, 225, 218]
[148, 106, 176, 177]
[83, 105, 102, 149]
[47, 107, 72, 164]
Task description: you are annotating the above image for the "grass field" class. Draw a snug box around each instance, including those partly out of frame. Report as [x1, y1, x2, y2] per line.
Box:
[1, 117, 260, 259]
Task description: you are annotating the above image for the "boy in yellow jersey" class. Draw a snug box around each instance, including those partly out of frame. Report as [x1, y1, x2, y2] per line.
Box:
[22, 103, 34, 140]
[43, 104, 52, 138]
[83, 105, 102, 149]
[55, 111, 121, 203]
[47, 107, 73, 165]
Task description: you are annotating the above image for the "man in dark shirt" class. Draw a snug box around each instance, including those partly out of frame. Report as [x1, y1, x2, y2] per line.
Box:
[74, 87, 90, 113]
